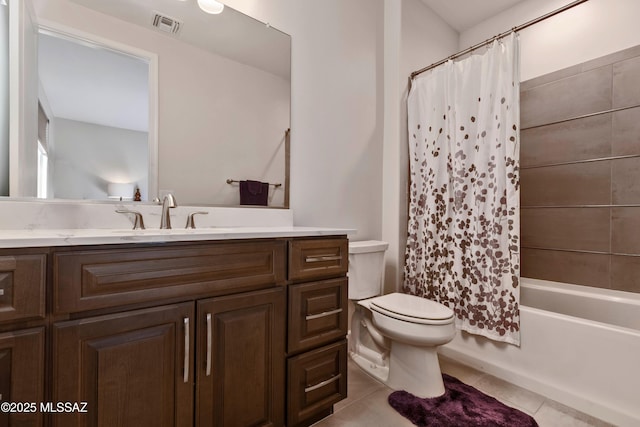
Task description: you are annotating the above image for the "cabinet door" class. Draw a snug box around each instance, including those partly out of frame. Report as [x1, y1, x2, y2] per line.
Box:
[52, 303, 194, 427]
[0, 327, 45, 427]
[196, 288, 285, 427]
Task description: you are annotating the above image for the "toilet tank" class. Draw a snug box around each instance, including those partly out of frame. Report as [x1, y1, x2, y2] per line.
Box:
[348, 240, 389, 300]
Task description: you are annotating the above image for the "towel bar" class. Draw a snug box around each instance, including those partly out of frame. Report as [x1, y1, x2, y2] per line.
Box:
[226, 179, 282, 188]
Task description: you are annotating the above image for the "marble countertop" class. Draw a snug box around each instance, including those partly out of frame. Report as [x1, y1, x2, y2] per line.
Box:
[0, 226, 356, 248]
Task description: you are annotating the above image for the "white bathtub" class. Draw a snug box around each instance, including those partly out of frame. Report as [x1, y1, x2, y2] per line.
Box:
[440, 277, 640, 426]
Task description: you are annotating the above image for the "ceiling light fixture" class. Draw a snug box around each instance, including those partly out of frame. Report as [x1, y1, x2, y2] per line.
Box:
[197, 0, 224, 14]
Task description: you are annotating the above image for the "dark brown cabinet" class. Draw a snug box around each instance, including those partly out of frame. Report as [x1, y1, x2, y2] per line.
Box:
[52, 241, 285, 314]
[3, 235, 347, 427]
[0, 251, 46, 324]
[0, 327, 45, 427]
[288, 278, 348, 354]
[0, 248, 47, 427]
[287, 340, 347, 427]
[50, 240, 289, 427]
[286, 239, 349, 427]
[196, 288, 285, 427]
[52, 303, 195, 427]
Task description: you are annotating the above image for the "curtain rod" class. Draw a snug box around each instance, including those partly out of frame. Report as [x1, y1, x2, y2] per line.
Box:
[409, 0, 590, 81]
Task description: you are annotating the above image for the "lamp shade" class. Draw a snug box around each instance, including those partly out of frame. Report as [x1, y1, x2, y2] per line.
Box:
[107, 183, 134, 200]
[197, 0, 224, 14]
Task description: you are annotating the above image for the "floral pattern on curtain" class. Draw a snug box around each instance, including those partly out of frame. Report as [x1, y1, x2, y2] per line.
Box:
[404, 33, 521, 345]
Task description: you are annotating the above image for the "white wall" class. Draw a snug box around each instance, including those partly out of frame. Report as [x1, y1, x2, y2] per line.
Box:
[32, 0, 289, 206]
[460, 0, 640, 81]
[380, 0, 458, 291]
[220, 0, 385, 238]
[52, 118, 148, 200]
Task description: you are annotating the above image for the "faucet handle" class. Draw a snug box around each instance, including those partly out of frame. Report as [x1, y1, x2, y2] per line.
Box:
[116, 210, 146, 230]
[186, 211, 208, 229]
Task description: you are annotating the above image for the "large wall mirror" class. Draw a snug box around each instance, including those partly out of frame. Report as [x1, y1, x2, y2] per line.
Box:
[2, 0, 291, 207]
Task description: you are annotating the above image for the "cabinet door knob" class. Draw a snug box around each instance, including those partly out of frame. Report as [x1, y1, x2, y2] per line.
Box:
[206, 313, 212, 376]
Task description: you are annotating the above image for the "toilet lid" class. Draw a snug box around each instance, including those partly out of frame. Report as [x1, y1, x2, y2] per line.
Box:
[370, 293, 454, 323]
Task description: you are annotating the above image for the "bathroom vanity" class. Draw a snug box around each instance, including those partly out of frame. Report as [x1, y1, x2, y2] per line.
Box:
[0, 229, 349, 427]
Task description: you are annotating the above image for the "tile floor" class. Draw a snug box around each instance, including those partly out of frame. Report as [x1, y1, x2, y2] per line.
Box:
[313, 356, 614, 427]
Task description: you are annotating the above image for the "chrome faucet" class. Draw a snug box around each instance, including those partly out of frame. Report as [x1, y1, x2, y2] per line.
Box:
[160, 193, 177, 229]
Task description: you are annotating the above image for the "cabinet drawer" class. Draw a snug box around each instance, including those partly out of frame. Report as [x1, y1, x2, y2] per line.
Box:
[288, 278, 347, 354]
[0, 252, 46, 323]
[287, 340, 347, 427]
[53, 240, 286, 314]
[288, 238, 348, 282]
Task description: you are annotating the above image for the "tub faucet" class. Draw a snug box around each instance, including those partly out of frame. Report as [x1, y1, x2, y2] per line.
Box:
[160, 193, 177, 229]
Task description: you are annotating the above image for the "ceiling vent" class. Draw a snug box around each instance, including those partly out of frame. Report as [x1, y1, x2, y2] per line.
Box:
[151, 12, 182, 35]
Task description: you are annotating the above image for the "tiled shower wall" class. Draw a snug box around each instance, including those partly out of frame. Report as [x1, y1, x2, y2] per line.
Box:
[520, 45, 640, 293]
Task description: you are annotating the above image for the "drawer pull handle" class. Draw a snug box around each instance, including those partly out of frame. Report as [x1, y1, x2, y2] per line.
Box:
[183, 317, 190, 383]
[206, 313, 212, 376]
[305, 255, 342, 263]
[306, 308, 343, 321]
[305, 374, 342, 393]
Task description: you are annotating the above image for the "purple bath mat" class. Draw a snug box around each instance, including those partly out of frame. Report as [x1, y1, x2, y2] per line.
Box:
[388, 374, 538, 427]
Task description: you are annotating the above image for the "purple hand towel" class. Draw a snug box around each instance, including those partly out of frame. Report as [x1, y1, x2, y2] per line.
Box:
[239, 180, 269, 206]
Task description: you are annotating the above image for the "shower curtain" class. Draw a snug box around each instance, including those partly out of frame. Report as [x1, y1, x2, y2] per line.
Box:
[404, 33, 521, 345]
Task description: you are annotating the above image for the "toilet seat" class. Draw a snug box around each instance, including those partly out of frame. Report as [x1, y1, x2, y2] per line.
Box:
[369, 293, 454, 325]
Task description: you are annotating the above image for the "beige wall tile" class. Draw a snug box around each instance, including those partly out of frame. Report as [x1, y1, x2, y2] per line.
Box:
[521, 114, 611, 167]
[610, 255, 640, 293]
[611, 207, 640, 254]
[613, 56, 640, 108]
[521, 66, 612, 128]
[521, 162, 611, 207]
[521, 248, 610, 288]
[521, 208, 610, 252]
[612, 107, 640, 155]
[612, 157, 640, 204]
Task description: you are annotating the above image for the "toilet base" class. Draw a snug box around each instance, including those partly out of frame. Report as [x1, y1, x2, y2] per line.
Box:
[386, 341, 445, 398]
[349, 351, 389, 383]
[349, 340, 446, 398]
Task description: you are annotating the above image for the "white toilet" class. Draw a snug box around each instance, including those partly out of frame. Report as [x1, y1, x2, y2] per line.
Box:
[348, 240, 456, 398]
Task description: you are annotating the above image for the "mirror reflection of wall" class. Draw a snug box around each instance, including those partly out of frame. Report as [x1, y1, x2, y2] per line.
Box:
[38, 31, 150, 200]
[4, 0, 291, 207]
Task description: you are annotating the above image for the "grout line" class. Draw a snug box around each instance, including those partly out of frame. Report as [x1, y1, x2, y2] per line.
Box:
[520, 104, 640, 131]
[532, 397, 548, 417]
